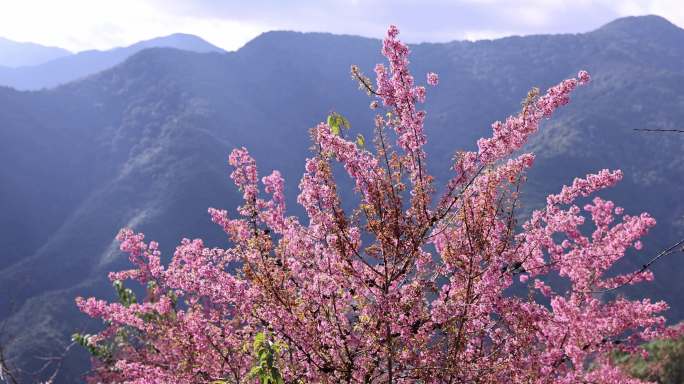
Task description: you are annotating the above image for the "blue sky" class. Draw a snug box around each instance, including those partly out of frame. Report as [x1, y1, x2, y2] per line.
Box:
[0, 0, 681, 52]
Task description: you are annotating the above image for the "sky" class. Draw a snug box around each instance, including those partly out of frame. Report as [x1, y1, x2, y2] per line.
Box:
[0, 0, 682, 52]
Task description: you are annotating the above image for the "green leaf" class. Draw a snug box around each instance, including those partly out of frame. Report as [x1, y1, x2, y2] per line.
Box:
[327, 112, 350, 136]
[340, 115, 351, 129]
[247, 332, 285, 383]
[356, 133, 365, 148]
[248, 366, 261, 376]
[112, 280, 137, 307]
[253, 332, 266, 351]
[112, 280, 123, 292]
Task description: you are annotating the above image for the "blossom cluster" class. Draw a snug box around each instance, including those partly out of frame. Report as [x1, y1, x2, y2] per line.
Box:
[75, 25, 679, 383]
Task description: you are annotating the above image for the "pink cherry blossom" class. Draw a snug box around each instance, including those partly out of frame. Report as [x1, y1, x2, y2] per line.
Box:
[427, 72, 439, 86]
[75, 25, 680, 384]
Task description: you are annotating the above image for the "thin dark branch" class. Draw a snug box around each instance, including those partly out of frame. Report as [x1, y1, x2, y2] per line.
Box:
[591, 238, 684, 293]
[633, 128, 684, 133]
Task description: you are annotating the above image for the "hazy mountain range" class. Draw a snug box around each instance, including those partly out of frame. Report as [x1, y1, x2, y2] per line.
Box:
[0, 37, 72, 67]
[0, 15, 683, 383]
[0, 33, 224, 90]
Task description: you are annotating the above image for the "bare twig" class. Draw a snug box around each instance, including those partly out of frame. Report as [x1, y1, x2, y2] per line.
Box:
[0, 302, 77, 384]
[591, 238, 684, 293]
[633, 128, 684, 133]
[0, 320, 20, 384]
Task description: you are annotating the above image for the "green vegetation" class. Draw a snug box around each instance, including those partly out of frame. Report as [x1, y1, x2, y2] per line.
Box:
[618, 335, 684, 383]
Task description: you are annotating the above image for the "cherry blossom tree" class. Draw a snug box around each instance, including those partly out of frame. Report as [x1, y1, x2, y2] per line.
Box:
[75, 25, 681, 383]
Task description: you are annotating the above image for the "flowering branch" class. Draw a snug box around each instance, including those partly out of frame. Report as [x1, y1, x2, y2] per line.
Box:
[73, 25, 681, 384]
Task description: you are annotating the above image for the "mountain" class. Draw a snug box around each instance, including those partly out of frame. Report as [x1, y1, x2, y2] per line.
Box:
[1, 15, 683, 382]
[0, 37, 71, 67]
[0, 33, 224, 90]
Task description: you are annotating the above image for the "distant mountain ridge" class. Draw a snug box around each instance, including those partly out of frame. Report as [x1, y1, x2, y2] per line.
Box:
[0, 33, 224, 90]
[0, 37, 72, 67]
[0, 15, 683, 383]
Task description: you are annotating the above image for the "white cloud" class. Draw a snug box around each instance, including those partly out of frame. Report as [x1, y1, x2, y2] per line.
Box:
[632, 0, 684, 25]
[0, 0, 681, 52]
[0, 0, 267, 51]
[462, 29, 518, 41]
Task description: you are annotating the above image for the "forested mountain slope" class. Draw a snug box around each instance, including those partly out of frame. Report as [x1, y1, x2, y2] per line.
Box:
[0, 15, 682, 382]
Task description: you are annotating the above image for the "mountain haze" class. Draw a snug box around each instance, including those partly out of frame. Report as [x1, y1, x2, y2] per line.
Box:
[0, 33, 224, 90]
[0, 37, 71, 67]
[0, 15, 683, 382]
